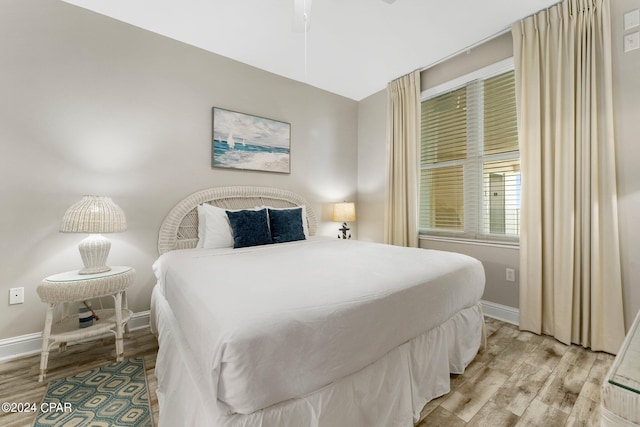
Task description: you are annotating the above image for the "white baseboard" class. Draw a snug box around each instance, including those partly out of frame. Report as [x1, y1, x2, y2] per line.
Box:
[481, 300, 519, 326]
[0, 310, 151, 363]
[0, 332, 43, 363]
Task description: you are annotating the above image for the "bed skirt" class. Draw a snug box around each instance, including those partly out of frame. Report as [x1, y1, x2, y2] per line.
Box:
[151, 285, 484, 427]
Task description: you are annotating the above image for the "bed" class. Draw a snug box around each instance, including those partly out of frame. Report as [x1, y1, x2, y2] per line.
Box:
[150, 186, 486, 427]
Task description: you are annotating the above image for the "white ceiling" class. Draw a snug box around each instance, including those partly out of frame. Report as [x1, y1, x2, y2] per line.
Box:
[61, 0, 558, 101]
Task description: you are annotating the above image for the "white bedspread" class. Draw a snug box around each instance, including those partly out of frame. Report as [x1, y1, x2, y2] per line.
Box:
[153, 237, 485, 415]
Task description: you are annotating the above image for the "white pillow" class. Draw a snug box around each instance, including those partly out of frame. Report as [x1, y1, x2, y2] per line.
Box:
[196, 205, 206, 248]
[262, 205, 309, 238]
[196, 204, 234, 249]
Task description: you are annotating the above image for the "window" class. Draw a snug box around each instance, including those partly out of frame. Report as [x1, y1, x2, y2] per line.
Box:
[419, 59, 520, 243]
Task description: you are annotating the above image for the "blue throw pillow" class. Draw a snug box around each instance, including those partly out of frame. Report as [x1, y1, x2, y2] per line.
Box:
[226, 209, 273, 248]
[268, 208, 306, 243]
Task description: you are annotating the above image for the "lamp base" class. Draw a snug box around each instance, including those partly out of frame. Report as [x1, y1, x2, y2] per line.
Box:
[338, 222, 351, 239]
[78, 265, 112, 275]
[78, 234, 112, 275]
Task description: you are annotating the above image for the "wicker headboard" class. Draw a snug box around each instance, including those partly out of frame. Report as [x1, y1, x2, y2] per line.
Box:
[157, 186, 318, 254]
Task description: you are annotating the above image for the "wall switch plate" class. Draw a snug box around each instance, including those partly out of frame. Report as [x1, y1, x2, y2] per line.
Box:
[9, 287, 24, 305]
[624, 9, 639, 30]
[506, 268, 515, 282]
[624, 32, 640, 53]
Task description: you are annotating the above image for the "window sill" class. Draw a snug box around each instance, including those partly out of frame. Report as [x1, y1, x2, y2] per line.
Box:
[419, 235, 520, 250]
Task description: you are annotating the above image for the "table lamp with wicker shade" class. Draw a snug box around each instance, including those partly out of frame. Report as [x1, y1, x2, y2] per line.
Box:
[60, 196, 127, 275]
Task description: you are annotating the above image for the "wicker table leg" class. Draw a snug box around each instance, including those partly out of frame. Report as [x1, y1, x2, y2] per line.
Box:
[39, 305, 54, 382]
[114, 292, 124, 361]
[123, 290, 130, 336]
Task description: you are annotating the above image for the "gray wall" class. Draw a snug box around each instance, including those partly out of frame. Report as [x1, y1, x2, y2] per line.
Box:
[357, 90, 387, 243]
[357, 5, 640, 328]
[611, 0, 640, 330]
[0, 0, 357, 339]
[420, 32, 514, 92]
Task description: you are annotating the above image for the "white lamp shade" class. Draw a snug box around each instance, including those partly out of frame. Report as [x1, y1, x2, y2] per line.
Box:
[60, 196, 126, 275]
[332, 202, 356, 222]
[60, 196, 126, 233]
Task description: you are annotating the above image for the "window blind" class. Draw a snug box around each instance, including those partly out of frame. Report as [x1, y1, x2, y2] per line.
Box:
[420, 67, 519, 241]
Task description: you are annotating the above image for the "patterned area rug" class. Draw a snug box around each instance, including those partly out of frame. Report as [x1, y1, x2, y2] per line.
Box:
[33, 358, 152, 427]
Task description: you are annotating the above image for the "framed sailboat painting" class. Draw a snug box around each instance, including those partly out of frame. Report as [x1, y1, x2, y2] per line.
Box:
[212, 107, 291, 173]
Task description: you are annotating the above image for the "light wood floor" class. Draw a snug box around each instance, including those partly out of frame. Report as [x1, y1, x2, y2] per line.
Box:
[417, 317, 615, 426]
[0, 318, 614, 427]
[0, 329, 160, 427]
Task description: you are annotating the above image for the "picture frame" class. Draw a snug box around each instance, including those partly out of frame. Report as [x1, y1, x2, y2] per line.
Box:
[212, 107, 291, 174]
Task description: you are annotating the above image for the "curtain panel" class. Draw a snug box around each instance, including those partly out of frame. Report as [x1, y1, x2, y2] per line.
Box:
[513, 0, 625, 353]
[384, 70, 420, 247]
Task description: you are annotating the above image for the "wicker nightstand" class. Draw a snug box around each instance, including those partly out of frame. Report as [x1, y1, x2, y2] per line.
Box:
[36, 266, 135, 382]
[602, 309, 640, 426]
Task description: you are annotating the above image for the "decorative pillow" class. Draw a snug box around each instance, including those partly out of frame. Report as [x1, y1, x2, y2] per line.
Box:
[267, 208, 306, 243]
[226, 208, 273, 248]
[197, 204, 234, 249]
[261, 205, 310, 237]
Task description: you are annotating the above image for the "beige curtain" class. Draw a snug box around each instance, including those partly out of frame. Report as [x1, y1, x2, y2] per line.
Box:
[513, 0, 625, 353]
[384, 70, 420, 247]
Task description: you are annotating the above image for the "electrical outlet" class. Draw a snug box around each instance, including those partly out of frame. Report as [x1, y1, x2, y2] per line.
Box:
[624, 32, 640, 52]
[9, 287, 24, 305]
[506, 268, 515, 282]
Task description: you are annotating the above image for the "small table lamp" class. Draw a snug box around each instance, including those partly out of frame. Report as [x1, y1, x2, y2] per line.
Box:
[332, 202, 356, 239]
[60, 196, 127, 275]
